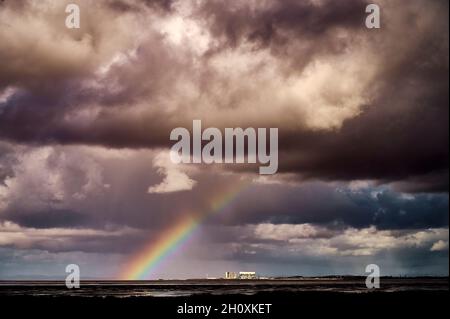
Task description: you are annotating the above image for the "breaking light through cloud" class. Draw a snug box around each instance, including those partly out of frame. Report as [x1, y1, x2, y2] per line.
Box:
[0, 0, 448, 279]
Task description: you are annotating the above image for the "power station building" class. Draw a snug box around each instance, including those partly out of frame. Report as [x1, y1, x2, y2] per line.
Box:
[239, 272, 257, 279]
[225, 272, 238, 279]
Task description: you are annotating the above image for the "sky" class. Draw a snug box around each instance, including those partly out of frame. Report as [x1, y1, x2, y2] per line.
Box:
[0, 0, 448, 279]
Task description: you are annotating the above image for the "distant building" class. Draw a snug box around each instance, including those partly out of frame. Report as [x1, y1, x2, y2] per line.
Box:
[225, 272, 238, 279]
[225, 271, 258, 280]
[239, 272, 257, 280]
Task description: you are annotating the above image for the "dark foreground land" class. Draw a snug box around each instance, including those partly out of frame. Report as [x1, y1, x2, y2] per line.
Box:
[0, 278, 448, 318]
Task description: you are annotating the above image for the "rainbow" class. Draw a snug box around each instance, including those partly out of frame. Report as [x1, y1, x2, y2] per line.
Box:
[120, 182, 248, 280]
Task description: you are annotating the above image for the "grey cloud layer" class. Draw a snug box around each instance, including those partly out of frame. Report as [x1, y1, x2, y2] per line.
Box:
[0, 143, 447, 276]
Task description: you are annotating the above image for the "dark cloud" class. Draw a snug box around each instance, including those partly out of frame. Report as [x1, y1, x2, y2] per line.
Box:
[0, 88, 174, 148]
[2, 145, 446, 234]
[278, 85, 449, 191]
[140, 0, 174, 11]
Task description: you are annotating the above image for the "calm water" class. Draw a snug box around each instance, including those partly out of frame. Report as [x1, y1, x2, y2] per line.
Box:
[0, 278, 447, 298]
